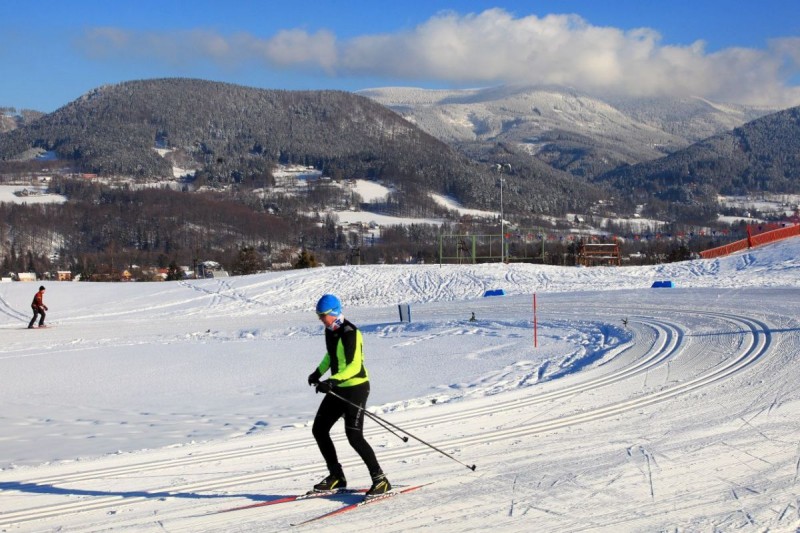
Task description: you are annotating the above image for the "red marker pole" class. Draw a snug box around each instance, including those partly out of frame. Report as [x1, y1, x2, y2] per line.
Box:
[533, 293, 538, 348]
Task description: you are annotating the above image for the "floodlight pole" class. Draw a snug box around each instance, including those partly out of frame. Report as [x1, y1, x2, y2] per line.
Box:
[500, 176, 504, 263]
[496, 163, 510, 264]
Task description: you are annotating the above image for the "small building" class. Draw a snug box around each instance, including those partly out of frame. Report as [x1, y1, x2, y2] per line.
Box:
[57, 271, 72, 281]
[197, 260, 229, 278]
[577, 241, 622, 266]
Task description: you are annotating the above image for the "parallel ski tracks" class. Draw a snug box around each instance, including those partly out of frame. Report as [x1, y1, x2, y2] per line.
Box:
[0, 309, 772, 527]
[14, 315, 670, 487]
[0, 292, 28, 323]
[453, 310, 771, 448]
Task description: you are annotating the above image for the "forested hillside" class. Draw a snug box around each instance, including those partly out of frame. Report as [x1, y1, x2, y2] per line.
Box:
[0, 79, 606, 215]
[594, 106, 800, 219]
[0, 80, 613, 277]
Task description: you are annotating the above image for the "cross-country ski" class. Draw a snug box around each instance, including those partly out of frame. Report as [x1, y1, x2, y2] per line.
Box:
[290, 483, 432, 526]
[216, 488, 367, 513]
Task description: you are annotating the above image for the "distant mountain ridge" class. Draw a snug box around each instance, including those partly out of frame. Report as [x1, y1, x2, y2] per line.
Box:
[2, 79, 798, 225]
[358, 85, 775, 179]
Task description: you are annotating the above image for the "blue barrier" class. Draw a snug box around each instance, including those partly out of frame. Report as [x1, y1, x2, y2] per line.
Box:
[651, 280, 675, 288]
[483, 289, 506, 297]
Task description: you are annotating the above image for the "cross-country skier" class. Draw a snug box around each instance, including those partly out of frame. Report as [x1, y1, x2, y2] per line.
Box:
[28, 285, 48, 328]
[307, 293, 392, 499]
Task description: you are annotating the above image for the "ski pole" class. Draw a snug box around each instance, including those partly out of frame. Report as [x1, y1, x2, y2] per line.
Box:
[327, 389, 477, 472]
[363, 410, 409, 443]
[311, 383, 408, 442]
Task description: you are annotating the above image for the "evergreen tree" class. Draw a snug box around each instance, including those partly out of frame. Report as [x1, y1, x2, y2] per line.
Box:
[166, 260, 183, 281]
[231, 246, 265, 275]
[294, 250, 318, 269]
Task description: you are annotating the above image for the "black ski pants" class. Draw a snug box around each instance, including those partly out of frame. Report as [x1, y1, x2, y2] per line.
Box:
[29, 307, 45, 328]
[312, 382, 381, 477]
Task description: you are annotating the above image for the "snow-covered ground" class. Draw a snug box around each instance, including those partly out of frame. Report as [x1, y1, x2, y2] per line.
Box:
[1, 238, 800, 531]
[152, 148, 194, 179]
[0, 185, 66, 205]
[430, 193, 497, 219]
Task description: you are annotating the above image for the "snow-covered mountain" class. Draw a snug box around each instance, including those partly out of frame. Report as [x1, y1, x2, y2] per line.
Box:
[359, 85, 775, 177]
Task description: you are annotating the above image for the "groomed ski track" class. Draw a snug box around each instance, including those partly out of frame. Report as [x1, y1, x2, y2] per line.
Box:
[1, 288, 793, 532]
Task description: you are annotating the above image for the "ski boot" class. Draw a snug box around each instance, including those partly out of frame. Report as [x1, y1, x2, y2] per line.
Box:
[312, 473, 347, 493]
[365, 472, 392, 500]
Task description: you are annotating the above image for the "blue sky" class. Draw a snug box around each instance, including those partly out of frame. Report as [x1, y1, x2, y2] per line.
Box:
[2, 0, 799, 112]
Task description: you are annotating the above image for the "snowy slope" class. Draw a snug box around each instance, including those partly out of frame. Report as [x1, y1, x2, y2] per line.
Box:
[359, 85, 774, 165]
[1, 238, 800, 531]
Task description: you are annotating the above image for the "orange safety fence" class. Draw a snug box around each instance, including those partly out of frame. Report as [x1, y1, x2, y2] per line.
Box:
[749, 223, 800, 247]
[700, 223, 800, 259]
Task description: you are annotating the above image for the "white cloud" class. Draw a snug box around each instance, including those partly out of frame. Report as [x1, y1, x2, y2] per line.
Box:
[78, 27, 236, 66]
[249, 29, 338, 71]
[78, 26, 338, 72]
[76, 9, 800, 106]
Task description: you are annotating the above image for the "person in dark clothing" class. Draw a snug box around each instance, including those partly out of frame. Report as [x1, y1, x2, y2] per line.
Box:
[307, 293, 392, 499]
[28, 285, 48, 328]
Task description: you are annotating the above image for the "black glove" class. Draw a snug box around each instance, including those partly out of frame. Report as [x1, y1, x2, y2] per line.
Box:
[308, 369, 322, 386]
[315, 380, 333, 394]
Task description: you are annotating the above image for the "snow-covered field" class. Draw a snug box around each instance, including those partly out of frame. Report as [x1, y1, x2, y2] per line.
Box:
[1, 238, 800, 532]
[0, 185, 65, 205]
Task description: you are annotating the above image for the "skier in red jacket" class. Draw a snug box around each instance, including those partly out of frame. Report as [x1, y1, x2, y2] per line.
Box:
[28, 285, 48, 328]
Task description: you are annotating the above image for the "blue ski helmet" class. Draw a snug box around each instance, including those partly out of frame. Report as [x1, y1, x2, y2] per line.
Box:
[316, 294, 342, 317]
